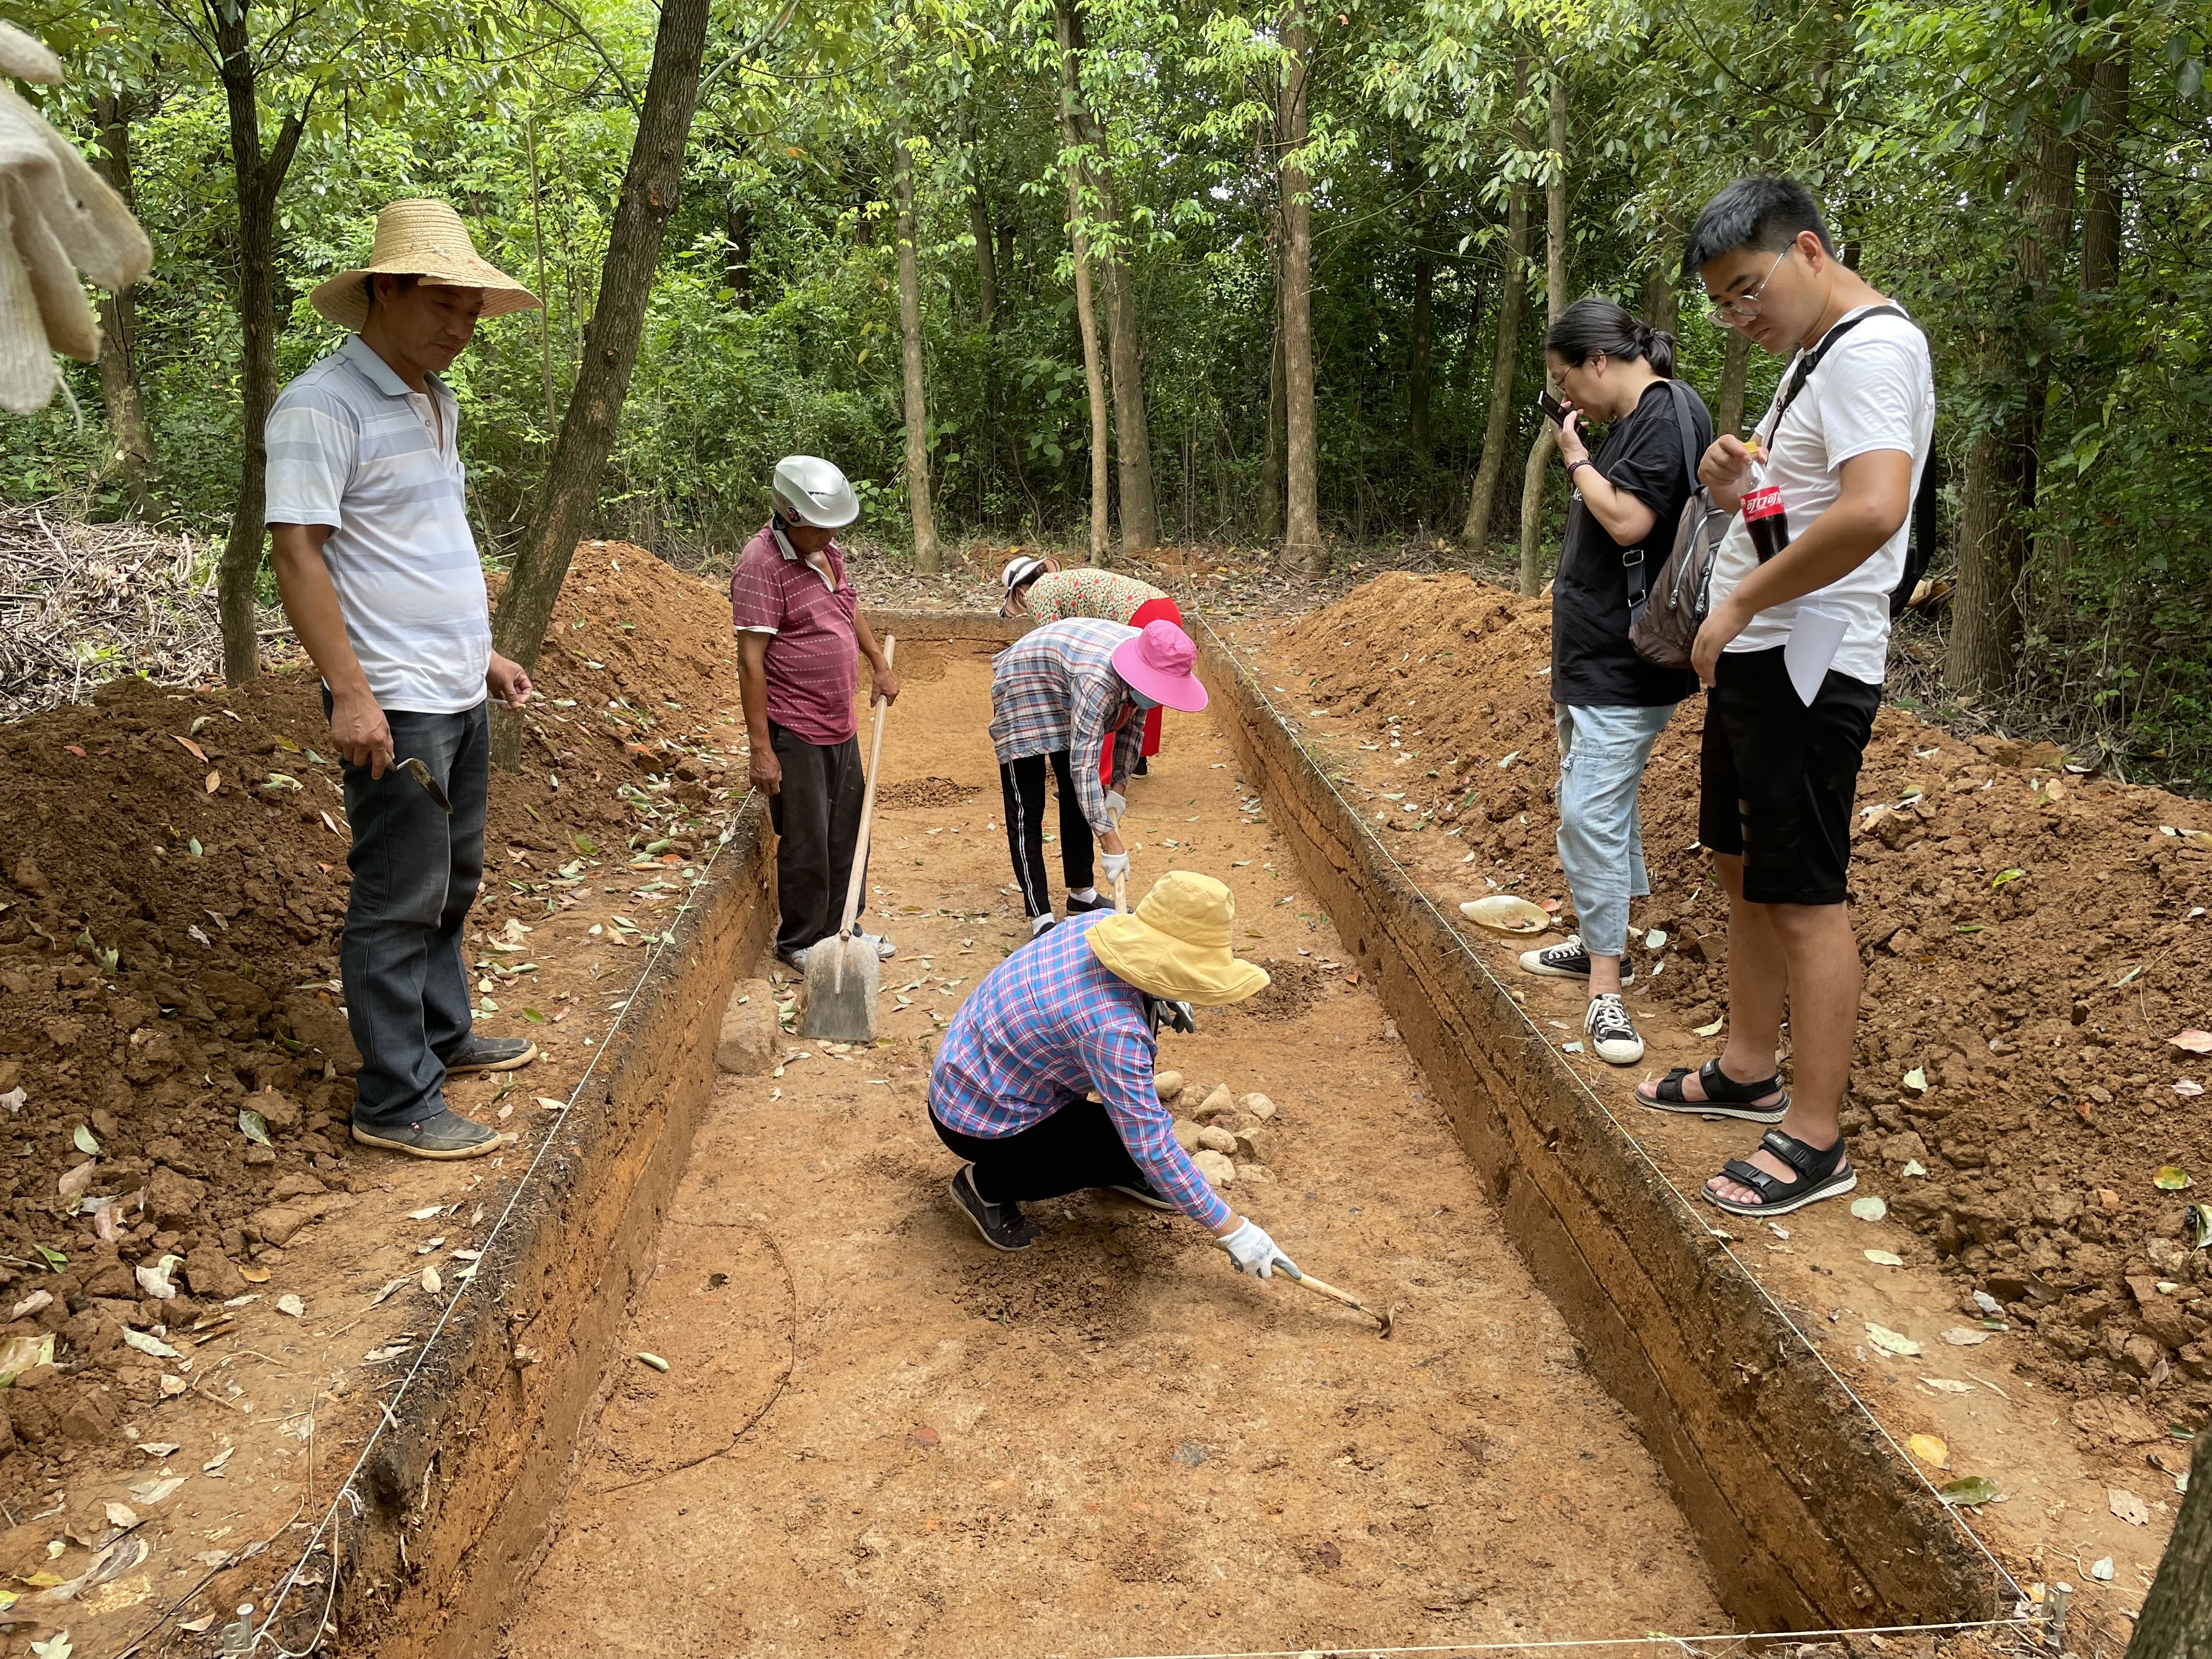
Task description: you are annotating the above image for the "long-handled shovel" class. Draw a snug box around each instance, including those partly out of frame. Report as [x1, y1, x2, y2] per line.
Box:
[802, 638, 895, 1041]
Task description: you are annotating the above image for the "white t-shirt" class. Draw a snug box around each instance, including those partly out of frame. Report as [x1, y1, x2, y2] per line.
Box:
[1709, 306, 1934, 685]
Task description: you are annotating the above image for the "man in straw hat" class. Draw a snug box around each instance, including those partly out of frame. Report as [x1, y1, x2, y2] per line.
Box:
[989, 616, 1207, 938]
[929, 870, 1297, 1276]
[266, 199, 543, 1160]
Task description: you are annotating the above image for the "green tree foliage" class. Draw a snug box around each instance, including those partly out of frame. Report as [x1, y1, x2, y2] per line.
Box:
[1, 0, 2207, 781]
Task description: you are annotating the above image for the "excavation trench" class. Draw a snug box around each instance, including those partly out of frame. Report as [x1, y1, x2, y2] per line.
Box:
[362, 613, 1993, 1657]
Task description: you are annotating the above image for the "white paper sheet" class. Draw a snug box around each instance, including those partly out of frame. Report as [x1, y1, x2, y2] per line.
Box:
[1784, 605, 1849, 707]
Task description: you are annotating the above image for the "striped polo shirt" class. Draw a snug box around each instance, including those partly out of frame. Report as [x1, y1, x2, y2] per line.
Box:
[264, 335, 489, 714]
[729, 523, 860, 746]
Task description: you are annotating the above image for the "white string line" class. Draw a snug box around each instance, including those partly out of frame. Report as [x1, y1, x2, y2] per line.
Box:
[1196, 618, 2026, 1611]
[1079, 1616, 2038, 1659]
[247, 794, 755, 1653]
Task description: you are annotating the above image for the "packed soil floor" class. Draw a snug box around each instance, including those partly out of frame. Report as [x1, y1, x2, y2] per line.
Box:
[1231, 572, 2212, 1637]
[505, 639, 1732, 1657]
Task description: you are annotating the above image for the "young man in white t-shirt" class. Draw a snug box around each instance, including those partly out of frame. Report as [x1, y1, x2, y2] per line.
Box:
[1634, 177, 1934, 1218]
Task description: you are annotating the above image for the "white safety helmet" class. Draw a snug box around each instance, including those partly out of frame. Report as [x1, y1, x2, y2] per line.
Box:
[770, 455, 861, 531]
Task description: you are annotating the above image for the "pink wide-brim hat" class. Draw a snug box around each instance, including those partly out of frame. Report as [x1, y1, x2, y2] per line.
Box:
[1111, 619, 1208, 713]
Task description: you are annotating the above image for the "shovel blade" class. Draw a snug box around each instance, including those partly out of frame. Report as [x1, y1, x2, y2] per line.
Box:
[800, 938, 881, 1043]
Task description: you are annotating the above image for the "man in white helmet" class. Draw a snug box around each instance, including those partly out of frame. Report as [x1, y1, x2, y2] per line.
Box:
[732, 456, 901, 969]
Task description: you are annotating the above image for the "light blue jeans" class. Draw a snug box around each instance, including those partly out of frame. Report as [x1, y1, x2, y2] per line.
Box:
[1553, 701, 1679, 960]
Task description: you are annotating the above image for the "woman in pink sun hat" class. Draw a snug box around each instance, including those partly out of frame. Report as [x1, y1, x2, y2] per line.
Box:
[988, 617, 1207, 939]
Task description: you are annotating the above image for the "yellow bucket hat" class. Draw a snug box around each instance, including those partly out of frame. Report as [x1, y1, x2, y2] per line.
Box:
[309, 199, 542, 331]
[1085, 872, 1270, 1007]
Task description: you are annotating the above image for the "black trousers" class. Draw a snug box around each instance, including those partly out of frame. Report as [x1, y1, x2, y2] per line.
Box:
[326, 692, 488, 1128]
[1000, 749, 1094, 919]
[930, 1099, 1144, 1206]
[767, 721, 866, 957]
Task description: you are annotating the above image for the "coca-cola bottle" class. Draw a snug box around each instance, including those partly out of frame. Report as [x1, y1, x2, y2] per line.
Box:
[1742, 443, 1790, 562]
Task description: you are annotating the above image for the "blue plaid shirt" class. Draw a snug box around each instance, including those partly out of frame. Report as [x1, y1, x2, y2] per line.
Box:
[987, 618, 1146, 836]
[929, 912, 1230, 1230]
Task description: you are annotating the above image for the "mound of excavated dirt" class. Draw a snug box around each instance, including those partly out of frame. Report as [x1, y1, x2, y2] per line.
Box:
[1265, 572, 2212, 1419]
[0, 541, 742, 1502]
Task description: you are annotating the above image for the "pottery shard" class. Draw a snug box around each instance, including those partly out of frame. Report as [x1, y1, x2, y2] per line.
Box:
[143, 1166, 206, 1229]
[244, 1085, 302, 1132]
[715, 979, 781, 1075]
[1238, 1092, 1277, 1121]
[1171, 1119, 1203, 1154]
[1152, 1069, 1184, 1102]
[182, 1246, 248, 1301]
[1196, 1086, 1237, 1121]
[284, 990, 360, 1073]
[1197, 1125, 1238, 1156]
[1191, 1149, 1235, 1188]
[252, 1190, 354, 1246]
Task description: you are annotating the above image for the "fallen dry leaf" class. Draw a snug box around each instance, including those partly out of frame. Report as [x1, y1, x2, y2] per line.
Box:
[2109, 1487, 2150, 1526]
[204, 769, 220, 793]
[2170, 1030, 2212, 1055]
[239, 1264, 271, 1284]
[420, 1266, 442, 1295]
[1865, 1323, 1923, 1356]
[276, 1293, 305, 1318]
[173, 733, 208, 763]
[1908, 1432, 1950, 1469]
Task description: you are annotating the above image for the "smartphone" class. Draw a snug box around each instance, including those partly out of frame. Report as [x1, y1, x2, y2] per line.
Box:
[1537, 391, 1570, 424]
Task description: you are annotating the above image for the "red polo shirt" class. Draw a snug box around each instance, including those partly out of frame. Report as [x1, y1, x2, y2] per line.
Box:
[730, 523, 860, 746]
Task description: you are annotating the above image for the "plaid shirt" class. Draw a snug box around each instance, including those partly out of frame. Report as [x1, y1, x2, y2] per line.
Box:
[929, 913, 1230, 1230]
[987, 618, 1144, 835]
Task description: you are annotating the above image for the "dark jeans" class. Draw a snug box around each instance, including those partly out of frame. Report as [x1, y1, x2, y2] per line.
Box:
[328, 693, 489, 1128]
[1000, 750, 1094, 919]
[930, 1099, 1144, 1206]
[767, 721, 866, 957]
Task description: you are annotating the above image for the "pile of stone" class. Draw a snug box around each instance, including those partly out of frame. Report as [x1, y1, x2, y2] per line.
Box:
[1154, 1070, 1278, 1189]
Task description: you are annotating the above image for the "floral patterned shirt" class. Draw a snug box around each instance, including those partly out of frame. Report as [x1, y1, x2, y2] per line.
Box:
[1023, 568, 1167, 627]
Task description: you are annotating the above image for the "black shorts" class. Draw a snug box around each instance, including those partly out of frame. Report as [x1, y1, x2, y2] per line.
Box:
[1697, 646, 1879, 907]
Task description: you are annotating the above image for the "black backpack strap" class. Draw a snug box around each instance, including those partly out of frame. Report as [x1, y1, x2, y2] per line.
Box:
[1624, 380, 1705, 626]
[1770, 303, 1906, 431]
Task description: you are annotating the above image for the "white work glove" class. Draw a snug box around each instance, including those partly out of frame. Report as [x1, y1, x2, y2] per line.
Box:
[1104, 789, 1127, 820]
[1219, 1218, 1295, 1279]
[1101, 849, 1130, 884]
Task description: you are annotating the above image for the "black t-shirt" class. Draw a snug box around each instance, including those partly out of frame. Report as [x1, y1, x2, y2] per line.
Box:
[1550, 378, 1711, 708]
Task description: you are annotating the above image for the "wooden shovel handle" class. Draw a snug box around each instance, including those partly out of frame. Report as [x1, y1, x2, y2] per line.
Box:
[1282, 1266, 1367, 1313]
[1109, 803, 1128, 914]
[837, 637, 894, 938]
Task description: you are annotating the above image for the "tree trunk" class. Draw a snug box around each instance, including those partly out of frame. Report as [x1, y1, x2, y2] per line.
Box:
[1056, 0, 1156, 553]
[1258, 279, 1285, 542]
[1643, 227, 1679, 338]
[1408, 229, 1434, 464]
[211, 3, 308, 685]
[1054, 4, 1111, 565]
[1462, 57, 1531, 549]
[2128, 1423, 2212, 1658]
[1717, 329, 1751, 436]
[488, 0, 714, 761]
[88, 91, 156, 510]
[2079, 50, 2127, 296]
[1277, 0, 1323, 574]
[891, 120, 940, 571]
[1947, 120, 2076, 696]
[1516, 70, 1568, 597]
[964, 116, 997, 333]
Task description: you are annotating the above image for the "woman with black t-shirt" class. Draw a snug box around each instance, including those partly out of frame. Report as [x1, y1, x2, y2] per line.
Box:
[1517, 299, 1713, 1068]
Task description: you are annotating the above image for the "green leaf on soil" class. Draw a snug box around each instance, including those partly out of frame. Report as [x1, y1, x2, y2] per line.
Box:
[71, 1124, 98, 1155]
[35, 1246, 65, 1269]
[1866, 1322, 1922, 1356]
[521, 1008, 545, 1023]
[1938, 1475, 2000, 1506]
[2190, 1204, 2212, 1249]
[1852, 1195, 1889, 1221]
[572, 836, 599, 855]
[2154, 1165, 2193, 1191]
[1866, 1249, 1905, 1266]
[121, 1328, 181, 1359]
[239, 1109, 272, 1146]
[187, 838, 202, 857]
[1901, 1068, 1928, 1091]
[1990, 868, 2024, 887]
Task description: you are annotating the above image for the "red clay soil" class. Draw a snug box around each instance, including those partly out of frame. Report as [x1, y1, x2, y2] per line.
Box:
[0, 542, 742, 1515]
[1249, 573, 2212, 1431]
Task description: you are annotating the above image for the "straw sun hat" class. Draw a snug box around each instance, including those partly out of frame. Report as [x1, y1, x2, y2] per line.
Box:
[309, 199, 541, 331]
[1086, 872, 1269, 1007]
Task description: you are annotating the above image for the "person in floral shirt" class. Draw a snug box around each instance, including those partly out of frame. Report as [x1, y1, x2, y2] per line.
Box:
[1001, 555, 1183, 780]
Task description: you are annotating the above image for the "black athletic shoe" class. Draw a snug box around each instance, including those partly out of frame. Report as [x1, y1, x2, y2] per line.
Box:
[1134, 755, 1149, 776]
[1516, 934, 1634, 985]
[351, 1108, 503, 1160]
[439, 1036, 540, 1075]
[1065, 891, 1110, 914]
[1107, 1179, 1176, 1210]
[950, 1166, 1036, 1250]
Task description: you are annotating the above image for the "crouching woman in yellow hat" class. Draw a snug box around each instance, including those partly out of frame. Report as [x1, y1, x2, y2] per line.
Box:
[928, 872, 1296, 1276]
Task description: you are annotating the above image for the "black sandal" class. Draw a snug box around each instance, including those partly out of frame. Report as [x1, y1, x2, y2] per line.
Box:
[1637, 1058, 1788, 1124]
[1704, 1129, 1856, 1217]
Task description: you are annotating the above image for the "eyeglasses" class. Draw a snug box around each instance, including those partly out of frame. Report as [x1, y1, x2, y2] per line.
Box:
[1707, 248, 1787, 327]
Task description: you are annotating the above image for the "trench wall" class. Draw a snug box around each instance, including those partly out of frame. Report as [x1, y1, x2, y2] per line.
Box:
[1195, 622, 1999, 1630]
